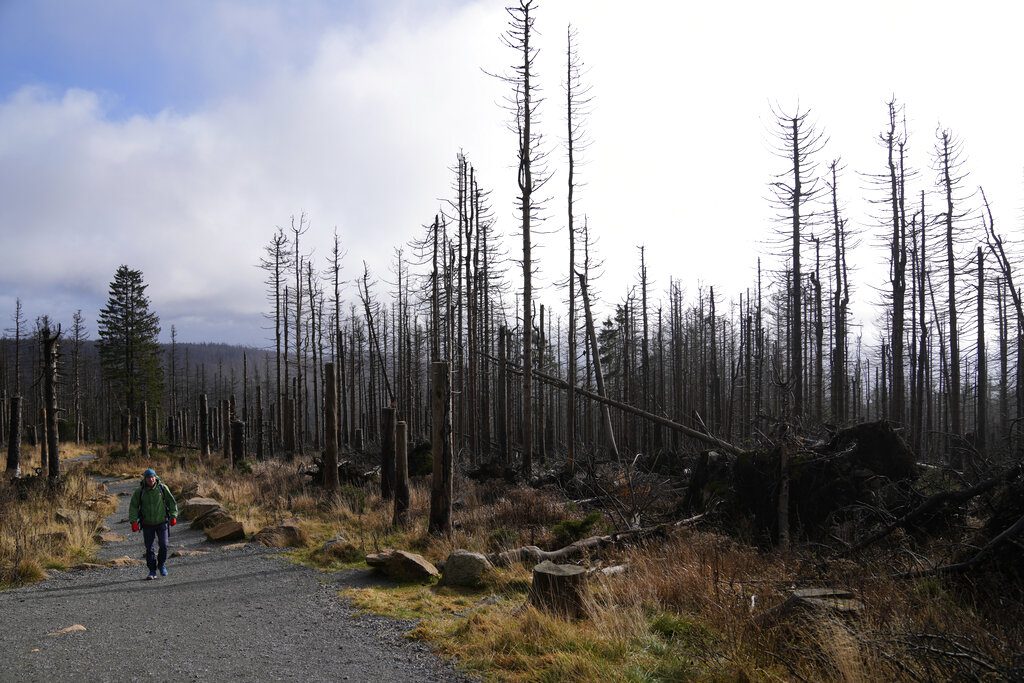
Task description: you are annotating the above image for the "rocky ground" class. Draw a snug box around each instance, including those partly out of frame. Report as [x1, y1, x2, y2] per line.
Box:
[0, 474, 469, 682]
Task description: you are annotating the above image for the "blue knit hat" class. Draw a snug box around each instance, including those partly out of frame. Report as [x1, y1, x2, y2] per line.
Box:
[143, 468, 157, 478]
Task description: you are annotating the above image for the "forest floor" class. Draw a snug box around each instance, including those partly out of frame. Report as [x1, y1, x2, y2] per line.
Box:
[0, 460, 469, 683]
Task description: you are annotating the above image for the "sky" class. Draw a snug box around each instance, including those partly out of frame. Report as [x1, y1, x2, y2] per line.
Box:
[1, 0, 1023, 347]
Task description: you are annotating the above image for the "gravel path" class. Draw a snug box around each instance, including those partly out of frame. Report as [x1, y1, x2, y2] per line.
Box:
[0, 474, 468, 682]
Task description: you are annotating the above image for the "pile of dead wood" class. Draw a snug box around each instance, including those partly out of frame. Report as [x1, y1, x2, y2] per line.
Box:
[685, 421, 919, 544]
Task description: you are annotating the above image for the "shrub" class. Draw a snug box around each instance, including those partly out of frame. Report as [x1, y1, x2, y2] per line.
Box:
[551, 511, 602, 548]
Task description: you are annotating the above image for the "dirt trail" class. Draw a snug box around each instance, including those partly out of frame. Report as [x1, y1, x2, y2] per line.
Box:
[0, 469, 467, 682]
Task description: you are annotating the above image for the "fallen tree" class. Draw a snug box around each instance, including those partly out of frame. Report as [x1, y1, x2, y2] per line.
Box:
[486, 511, 708, 567]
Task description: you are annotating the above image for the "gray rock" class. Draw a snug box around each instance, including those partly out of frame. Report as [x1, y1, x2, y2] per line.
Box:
[439, 550, 492, 587]
[252, 523, 308, 548]
[190, 507, 233, 531]
[366, 550, 439, 582]
[180, 497, 222, 521]
[205, 520, 246, 543]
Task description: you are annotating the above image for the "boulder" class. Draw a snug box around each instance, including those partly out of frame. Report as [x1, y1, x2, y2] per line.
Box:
[108, 556, 144, 567]
[180, 497, 223, 522]
[320, 536, 362, 563]
[177, 481, 207, 501]
[252, 523, 308, 548]
[170, 548, 208, 558]
[190, 508, 234, 531]
[440, 550, 493, 587]
[365, 549, 440, 582]
[205, 520, 246, 543]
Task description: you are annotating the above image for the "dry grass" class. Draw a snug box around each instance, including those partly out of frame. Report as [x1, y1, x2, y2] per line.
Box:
[0, 465, 116, 587]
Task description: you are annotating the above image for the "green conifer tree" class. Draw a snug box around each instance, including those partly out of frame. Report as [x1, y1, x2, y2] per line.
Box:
[97, 265, 163, 414]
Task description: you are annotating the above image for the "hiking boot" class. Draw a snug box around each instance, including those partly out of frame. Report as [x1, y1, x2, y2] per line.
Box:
[159, 566, 168, 577]
[147, 571, 158, 580]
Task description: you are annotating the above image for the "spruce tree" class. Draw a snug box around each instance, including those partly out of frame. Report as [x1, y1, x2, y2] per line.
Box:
[97, 265, 163, 416]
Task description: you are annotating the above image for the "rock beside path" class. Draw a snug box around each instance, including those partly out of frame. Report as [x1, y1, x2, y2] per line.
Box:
[206, 520, 246, 543]
[252, 523, 308, 548]
[366, 550, 439, 582]
[440, 550, 492, 587]
[191, 508, 234, 531]
[180, 497, 222, 521]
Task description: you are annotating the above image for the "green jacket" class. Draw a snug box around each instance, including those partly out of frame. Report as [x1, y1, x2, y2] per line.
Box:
[129, 478, 179, 526]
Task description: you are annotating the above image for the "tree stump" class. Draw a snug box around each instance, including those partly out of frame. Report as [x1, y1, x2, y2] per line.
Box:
[528, 561, 587, 619]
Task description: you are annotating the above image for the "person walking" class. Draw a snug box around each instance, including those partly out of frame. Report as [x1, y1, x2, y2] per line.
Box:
[129, 468, 179, 580]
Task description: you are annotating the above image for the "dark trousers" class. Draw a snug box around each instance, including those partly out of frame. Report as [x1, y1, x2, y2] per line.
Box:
[143, 522, 169, 571]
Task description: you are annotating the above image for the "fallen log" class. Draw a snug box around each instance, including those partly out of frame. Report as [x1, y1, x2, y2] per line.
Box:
[486, 512, 708, 567]
[482, 352, 747, 456]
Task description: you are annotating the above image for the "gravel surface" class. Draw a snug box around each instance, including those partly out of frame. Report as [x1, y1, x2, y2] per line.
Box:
[0, 474, 469, 682]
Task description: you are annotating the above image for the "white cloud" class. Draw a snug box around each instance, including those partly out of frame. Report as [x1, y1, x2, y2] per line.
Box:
[1, 0, 1022, 347]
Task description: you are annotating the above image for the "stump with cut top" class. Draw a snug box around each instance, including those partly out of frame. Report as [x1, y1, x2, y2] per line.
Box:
[528, 561, 587, 619]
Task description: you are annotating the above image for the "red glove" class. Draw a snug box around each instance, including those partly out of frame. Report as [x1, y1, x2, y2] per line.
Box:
[131, 521, 140, 533]
[170, 517, 177, 527]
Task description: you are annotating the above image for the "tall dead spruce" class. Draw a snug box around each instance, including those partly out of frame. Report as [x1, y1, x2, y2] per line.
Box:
[491, 0, 549, 477]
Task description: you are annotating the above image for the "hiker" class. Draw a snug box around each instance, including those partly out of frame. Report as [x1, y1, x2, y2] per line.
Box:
[128, 468, 179, 580]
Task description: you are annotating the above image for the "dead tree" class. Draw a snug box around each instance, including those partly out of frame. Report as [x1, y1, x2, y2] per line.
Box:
[323, 362, 340, 494]
[977, 247, 987, 455]
[41, 324, 61, 482]
[935, 128, 969, 438]
[140, 400, 149, 458]
[769, 104, 825, 421]
[564, 24, 591, 468]
[394, 420, 410, 527]
[380, 406, 396, 501]
[828, 161, 850, 423]
[492, 0, 548, 477]
[200, 393, 210, 458]
[578, 271, 620, 462]
[429, 361, 453, 535]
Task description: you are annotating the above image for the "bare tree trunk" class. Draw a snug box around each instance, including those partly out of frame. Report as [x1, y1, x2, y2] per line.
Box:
[578, 272, 620, 462]
[140, 401, 149, 458]
[6, 396, 21, 478]
[200, 394, 210, 458]
[380, 406, 396, 501]
[42, 326, 61, 482]
[429, 362, 453, 535]
[322, 362, 340, 494]
[497, 326, 509, 464]
[394, 420, 410, 527]
[231, 420, 244, 468]
[976, 247, 987, 457]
